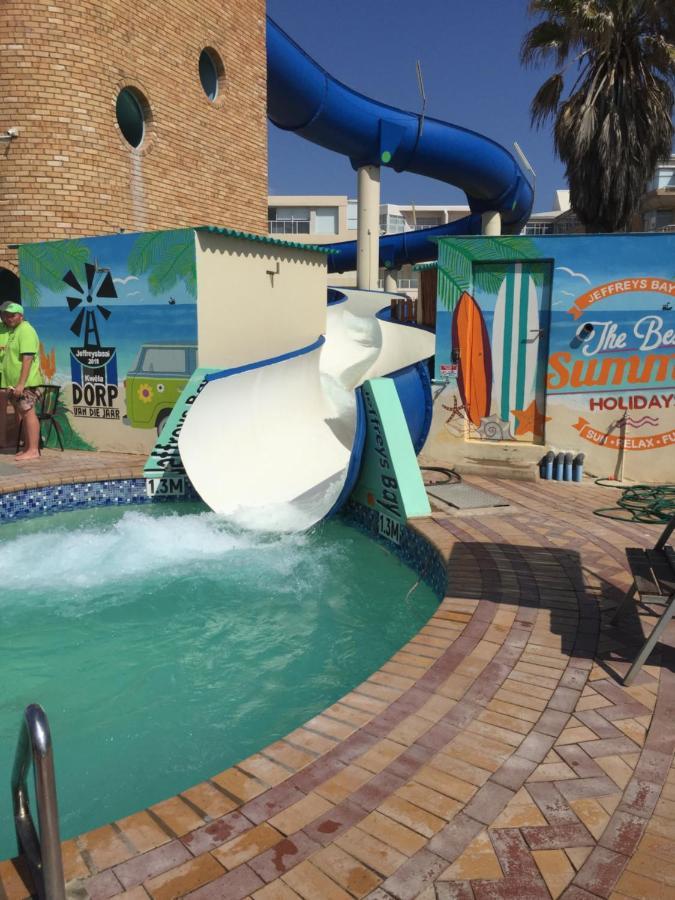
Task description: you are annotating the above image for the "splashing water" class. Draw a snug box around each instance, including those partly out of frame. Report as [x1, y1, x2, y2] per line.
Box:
[0, 507, 311, 601]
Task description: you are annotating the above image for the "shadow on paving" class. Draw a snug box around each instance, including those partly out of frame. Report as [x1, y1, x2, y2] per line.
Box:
[445, 540, 674, 683]
[599, 596, 675, 683]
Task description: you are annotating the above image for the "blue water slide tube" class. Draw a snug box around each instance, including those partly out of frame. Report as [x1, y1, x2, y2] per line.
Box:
[327, 214, 483, 274]
[266, 16, 534, 273]
[388, 362, 433, 454]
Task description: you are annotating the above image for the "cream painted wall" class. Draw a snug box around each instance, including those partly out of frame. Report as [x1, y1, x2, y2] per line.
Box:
[195, 231, 328, 369]
[543, 397, 675, 483]
[422, 385, 675, 484]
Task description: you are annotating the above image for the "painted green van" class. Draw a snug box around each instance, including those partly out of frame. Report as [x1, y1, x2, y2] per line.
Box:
[124, 342, 197, 432]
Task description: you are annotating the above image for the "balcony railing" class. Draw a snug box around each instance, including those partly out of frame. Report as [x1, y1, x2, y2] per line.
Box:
[268, 220, 310, 235]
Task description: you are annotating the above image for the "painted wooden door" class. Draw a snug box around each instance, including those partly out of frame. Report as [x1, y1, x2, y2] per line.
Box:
[470, 261, 552, 443]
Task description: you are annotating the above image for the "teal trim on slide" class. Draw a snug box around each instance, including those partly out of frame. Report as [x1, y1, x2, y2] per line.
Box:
[351, 378, 430, 527]
[144, 367, 218, 480]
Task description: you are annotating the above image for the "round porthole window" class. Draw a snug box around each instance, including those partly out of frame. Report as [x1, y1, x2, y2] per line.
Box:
[199, 48, 223, 101]
[116, 87, 147, 148]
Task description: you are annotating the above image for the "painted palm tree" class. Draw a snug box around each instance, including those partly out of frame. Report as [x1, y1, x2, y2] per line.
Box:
[127, 230, 197, 297]
[18, 240, 90, 307]
[521, 0, 674, 232]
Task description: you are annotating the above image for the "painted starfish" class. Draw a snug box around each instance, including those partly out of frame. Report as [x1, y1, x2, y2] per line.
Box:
[511, 400, 551, 438]
[443, 395, 468, 423]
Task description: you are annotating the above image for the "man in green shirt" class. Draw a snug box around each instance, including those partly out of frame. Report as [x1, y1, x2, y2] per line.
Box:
[0, 301, 42, 460]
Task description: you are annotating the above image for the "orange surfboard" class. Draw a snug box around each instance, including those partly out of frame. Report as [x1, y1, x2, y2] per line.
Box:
[451, 291, 492, 426]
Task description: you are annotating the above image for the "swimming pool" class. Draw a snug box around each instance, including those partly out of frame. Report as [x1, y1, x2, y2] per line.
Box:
[0, 503, 438, 858]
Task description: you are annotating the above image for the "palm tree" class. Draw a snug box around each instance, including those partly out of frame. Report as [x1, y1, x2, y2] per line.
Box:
[521, 0, 675, 232]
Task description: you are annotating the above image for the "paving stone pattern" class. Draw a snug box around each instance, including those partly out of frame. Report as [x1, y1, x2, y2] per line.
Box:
[1, 472, 674, 900]
[0, 449, 146, 496]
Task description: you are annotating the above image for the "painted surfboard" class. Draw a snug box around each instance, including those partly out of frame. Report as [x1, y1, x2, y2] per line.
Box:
[491, 264, 541, 431]
[451, 291, 492, 427]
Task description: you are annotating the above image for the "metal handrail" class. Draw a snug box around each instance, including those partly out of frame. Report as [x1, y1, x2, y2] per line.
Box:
[12, 704, 65, 900]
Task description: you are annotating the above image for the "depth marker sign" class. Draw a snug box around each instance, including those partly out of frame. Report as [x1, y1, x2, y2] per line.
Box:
[352, 379, 430, 544]
[144, 367, 217, 498]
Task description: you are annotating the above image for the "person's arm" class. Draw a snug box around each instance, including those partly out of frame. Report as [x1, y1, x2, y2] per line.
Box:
[12, 354, 35, 395]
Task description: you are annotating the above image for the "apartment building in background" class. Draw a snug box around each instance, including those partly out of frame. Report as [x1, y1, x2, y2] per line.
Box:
[268, 192, 580, 297]
[268, 195, 477, 295]
[270, 158, 675, 299]
[637, 153, 675, 232]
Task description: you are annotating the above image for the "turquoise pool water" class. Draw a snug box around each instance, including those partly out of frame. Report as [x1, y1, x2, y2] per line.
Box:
[0, 504, 437, 859]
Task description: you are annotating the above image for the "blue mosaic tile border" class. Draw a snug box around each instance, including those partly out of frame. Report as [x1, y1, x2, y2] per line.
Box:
[340, 499, 447, 600]
[0, 478, 201, 523]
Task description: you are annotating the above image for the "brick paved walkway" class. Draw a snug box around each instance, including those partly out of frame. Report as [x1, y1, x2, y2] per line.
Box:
[1, 476, 674, 899]
[0, 448, 145, 494]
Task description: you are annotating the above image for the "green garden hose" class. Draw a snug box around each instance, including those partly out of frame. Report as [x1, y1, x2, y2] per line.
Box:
[594, 482, 675, 524]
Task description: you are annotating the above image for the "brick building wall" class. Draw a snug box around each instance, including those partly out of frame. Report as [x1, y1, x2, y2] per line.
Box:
[0, 0, 267, 281]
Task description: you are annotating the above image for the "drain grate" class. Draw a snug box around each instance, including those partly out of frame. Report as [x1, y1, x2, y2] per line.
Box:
[426, 482, 509, 510]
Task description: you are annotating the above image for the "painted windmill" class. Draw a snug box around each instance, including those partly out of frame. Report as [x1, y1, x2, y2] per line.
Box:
[63, 262, 117, 348]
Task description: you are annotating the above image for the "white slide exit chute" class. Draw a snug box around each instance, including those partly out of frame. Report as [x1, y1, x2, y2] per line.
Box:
[178, 337, 355, 531]
[322, 288, 435, 390]
[178, 289, 435, 531]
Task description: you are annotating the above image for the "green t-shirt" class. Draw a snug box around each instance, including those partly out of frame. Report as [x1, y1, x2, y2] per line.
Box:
[3, 320, 41, 389]
[0, 323, 9, 388]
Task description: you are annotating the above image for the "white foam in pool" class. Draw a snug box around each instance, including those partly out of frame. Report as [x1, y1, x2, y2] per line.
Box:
[0, 510, 315, 596]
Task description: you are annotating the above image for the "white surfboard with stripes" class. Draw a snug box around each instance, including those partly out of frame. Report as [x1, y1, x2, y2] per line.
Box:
[490, 263, 541, 433]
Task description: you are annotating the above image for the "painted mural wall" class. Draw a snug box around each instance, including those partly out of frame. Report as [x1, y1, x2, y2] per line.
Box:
[17, 227, 333, 456]
[428, 234, 675, 482]
[18, 229, 198, 453]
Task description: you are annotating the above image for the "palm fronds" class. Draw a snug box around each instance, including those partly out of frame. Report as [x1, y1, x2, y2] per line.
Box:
[18, 241, 90, 307]
[437, 237, 544, 310]
[128, 230, 197, 296]
[522, 0, 675, 232]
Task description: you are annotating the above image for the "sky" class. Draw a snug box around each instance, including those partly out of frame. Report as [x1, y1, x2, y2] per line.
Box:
[267, 0, 566, 213]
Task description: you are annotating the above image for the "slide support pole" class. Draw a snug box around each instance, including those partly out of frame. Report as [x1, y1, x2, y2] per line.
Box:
[357, 165, 381, 290]
[481, 211, 501, 235]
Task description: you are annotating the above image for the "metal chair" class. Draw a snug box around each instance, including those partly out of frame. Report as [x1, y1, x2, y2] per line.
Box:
[16, 385, 65, 453]
[612, 515, 675, 685]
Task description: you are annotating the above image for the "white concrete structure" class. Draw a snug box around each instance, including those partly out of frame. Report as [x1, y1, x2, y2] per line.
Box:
[195, 230, 327, 369]
[522, 191, 582, 235]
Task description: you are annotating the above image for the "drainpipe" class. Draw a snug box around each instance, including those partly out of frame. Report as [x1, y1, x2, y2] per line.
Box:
[357, 165, 380, 290]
